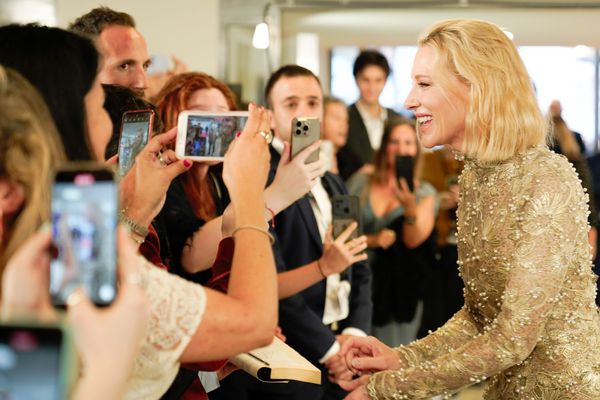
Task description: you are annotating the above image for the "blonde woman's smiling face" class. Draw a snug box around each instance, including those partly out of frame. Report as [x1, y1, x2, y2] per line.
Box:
[404, 45, 470, 150]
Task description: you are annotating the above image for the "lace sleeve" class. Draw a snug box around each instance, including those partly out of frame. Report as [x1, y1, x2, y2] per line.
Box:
[367, 160, 587, 399]
[393, 307, 479, 368]
[125, 256, 206, 400]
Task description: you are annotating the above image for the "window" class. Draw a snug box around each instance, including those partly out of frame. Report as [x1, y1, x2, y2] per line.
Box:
[331, 45, 599, 153]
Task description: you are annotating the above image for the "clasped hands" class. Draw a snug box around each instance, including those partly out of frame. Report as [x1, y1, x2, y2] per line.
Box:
[326, 336, 400, 399]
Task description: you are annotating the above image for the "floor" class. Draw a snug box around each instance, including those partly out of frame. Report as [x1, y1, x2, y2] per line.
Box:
[457, 385, 484, 400]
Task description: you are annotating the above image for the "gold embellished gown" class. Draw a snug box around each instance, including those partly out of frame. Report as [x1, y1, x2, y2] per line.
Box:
[367, 147, 600, 399]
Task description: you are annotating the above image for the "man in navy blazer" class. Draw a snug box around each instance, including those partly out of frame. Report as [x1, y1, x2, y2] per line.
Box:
[266, 65, 372, 399]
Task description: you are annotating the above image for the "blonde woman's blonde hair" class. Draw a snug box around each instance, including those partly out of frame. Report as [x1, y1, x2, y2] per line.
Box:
[0, 65, 66, 274]
[419, 19, 549, 161]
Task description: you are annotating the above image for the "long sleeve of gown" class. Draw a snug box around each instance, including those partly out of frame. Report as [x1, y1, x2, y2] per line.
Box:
[393, 307, 479, 369]
[367, 148, 598, 399]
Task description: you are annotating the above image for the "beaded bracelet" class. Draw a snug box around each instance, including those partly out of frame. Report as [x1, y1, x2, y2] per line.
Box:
[231, 224, 275, 245]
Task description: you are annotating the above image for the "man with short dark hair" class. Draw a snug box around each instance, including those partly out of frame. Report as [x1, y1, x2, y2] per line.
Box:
[266, 65, 371, 400]
[69, 7, 150, 97]
[337, 50, 399, 180]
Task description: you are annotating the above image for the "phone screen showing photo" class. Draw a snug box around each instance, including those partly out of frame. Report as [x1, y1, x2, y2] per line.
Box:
[184, 114, 248, 158]
[0, 326, 63, 400]
[50, 169, 117, 307]
[118, 111, 153, 176]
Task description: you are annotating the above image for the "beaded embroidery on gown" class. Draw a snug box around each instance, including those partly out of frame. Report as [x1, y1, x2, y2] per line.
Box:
[124, 256, 206, 400]
[367, 147, 600, 399]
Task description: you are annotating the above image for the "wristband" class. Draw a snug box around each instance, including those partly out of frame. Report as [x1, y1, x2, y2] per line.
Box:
[119, 208, 149, 238]
[231, 224, 275, 245]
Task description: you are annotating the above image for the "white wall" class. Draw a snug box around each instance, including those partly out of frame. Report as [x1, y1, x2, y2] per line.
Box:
[55, 0, 220, 76]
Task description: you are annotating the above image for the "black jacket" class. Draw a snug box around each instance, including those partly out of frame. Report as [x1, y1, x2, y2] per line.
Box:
[268, 146, 372, 365]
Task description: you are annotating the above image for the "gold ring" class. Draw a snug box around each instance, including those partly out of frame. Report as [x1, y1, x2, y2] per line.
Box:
[157, 151, 167, 166]
[258, 130, 273, 144]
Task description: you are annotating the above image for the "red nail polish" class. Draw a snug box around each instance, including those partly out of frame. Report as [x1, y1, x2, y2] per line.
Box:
[236, 131, 241, 137]
[183, 159, 191, 168]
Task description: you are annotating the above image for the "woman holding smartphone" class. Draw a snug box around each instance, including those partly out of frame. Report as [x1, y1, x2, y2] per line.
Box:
[346, 117, 437, 347]
[0, 25, 280, 400]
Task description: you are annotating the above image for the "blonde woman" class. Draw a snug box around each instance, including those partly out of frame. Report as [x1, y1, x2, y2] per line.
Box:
[336, 19, 600, 399]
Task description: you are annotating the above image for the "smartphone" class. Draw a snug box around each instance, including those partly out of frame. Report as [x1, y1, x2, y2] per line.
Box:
[176, 111, 249, 161]
[395, 155, 415, 192]
[332, 195, 361, 240]
[118, 109, 154, 176]
[50, 163, 118, 308]
[291, 117, 320, 163]
[0, 323, 72, 400]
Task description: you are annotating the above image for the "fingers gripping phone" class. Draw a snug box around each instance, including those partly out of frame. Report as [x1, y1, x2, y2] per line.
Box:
[176, 111, 249, 161]
[118, 109, 154, 177]
[395, 155, 415, 192]
[291, 117, 320, 163]
[50, 164, 118, 308]
[332, 195, 361, 240]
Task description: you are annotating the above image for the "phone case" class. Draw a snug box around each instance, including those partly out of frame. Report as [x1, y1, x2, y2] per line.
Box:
[118, 110, 154, 176]
[395, 155, 415, 192]
[332, 195, 361, 240]
[50, 162, 118, 309]
[291, 117, 320, 164]
[176, 110, 249, 162]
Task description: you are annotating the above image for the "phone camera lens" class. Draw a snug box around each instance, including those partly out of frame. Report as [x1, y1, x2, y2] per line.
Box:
[296, 129, 302, 135]
[303, 125, 309, 131]
[296, 121, 302, 127]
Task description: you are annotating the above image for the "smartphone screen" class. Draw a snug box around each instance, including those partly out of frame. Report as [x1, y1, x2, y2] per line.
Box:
[50, 166, 118, 308]
[176, 111, 249, 161]
[291, 117, 320, 164]
[332, 195, 361, 240]
[0, 325, 65, 400]
[395, 155, 415, 192]
[118, 110, 154, 176]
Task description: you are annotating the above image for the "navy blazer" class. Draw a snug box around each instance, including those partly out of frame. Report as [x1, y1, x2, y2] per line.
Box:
[268, 146, 372, 366]
[337, 103, 398, 180]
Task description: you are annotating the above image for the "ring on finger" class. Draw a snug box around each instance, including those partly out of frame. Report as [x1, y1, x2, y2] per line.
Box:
[258, 130, 273, 144]
[157, 150, 168, 166]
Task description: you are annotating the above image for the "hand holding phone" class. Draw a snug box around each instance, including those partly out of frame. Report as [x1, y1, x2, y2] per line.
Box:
[320, 196, 368, 276]
[291, 117, 320, 164]
[332, 195, 361, 240]
[118, 110, 154, 176]
[50, 163, 118, 308]
[176, 111, 249, 162]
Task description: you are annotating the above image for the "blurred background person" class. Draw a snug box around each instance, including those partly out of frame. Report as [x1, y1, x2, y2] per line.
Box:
[321, 96, 349, 175]
[337, 49, 399, 180]
[549, 100, 598, 261]
[419, 145, 464, 339]
[347, 117, 437, 347]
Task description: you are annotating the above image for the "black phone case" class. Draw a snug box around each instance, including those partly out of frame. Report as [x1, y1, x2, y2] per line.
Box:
[332, 195, 361, 240]
[395, 155, 415, 192]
